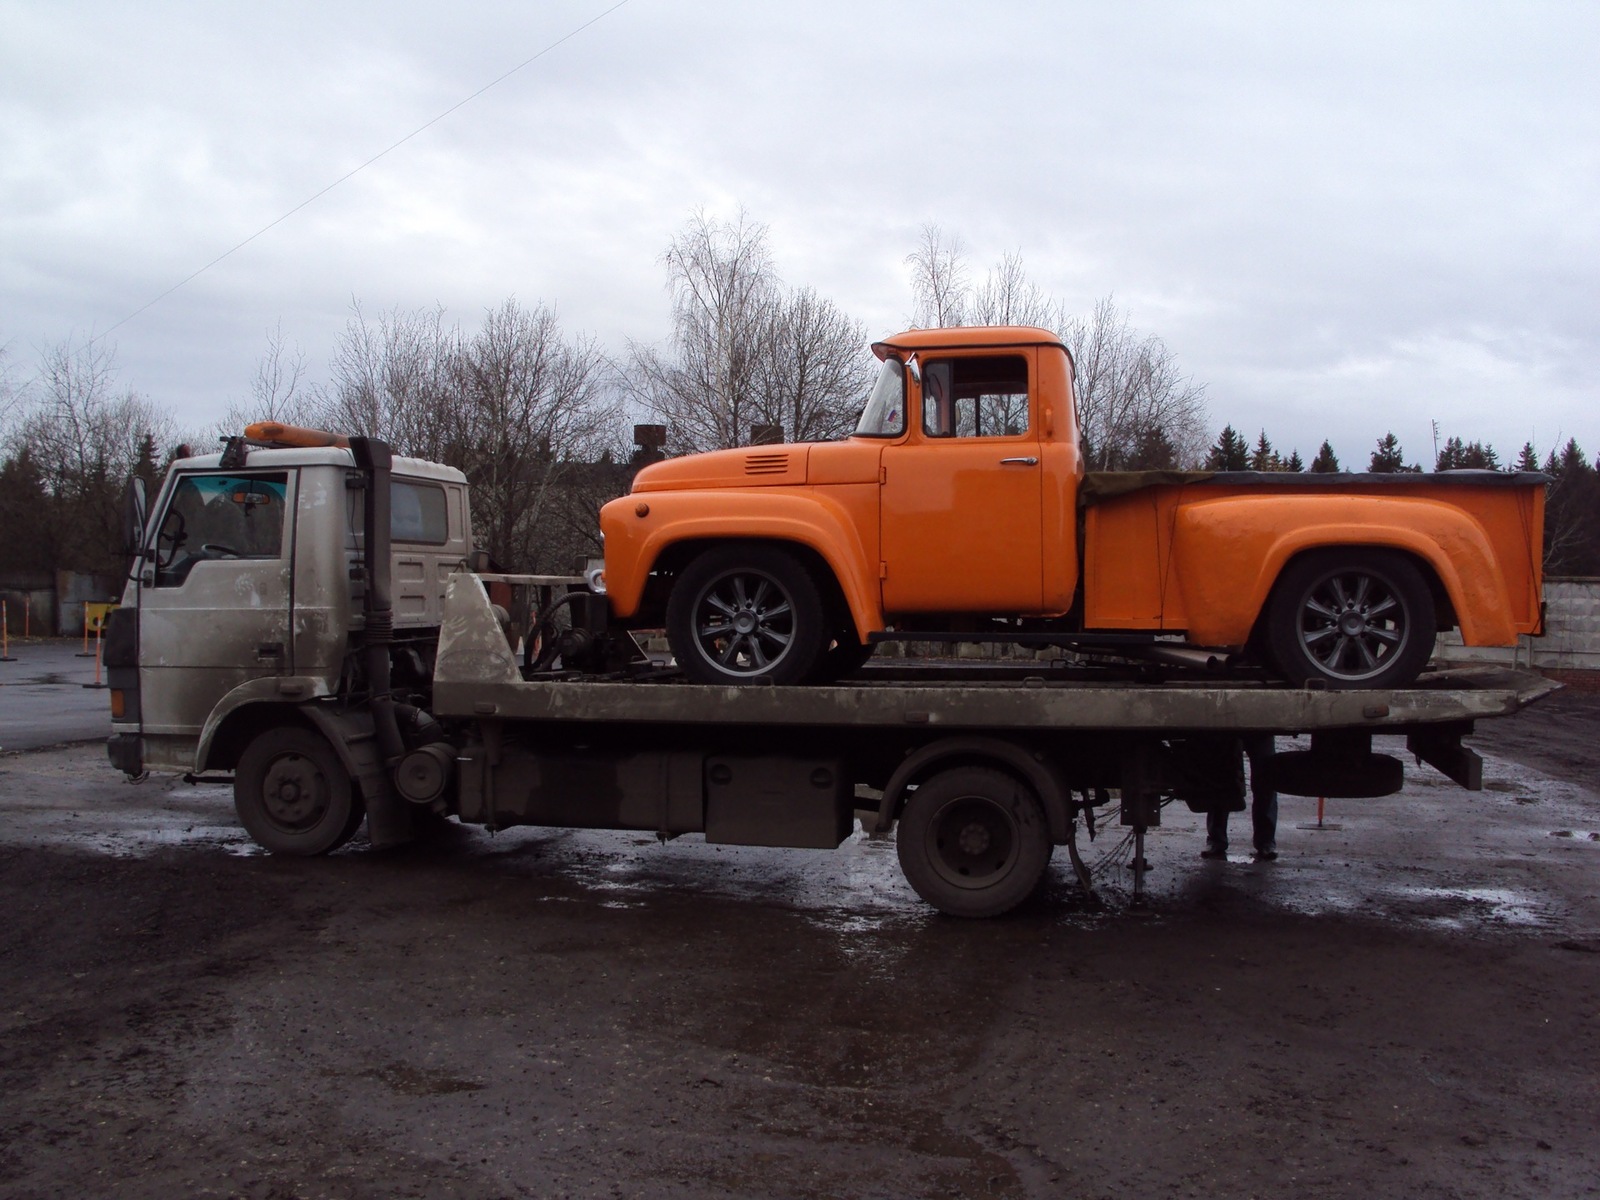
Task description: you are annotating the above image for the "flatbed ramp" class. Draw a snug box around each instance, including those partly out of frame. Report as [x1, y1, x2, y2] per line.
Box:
[435, 667, 1556, 731]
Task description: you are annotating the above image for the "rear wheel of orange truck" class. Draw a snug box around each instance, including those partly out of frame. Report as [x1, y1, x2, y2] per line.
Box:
[1266, 549, 1436, 689]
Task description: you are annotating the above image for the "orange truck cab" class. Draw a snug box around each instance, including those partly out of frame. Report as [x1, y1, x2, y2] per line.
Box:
[599, 326, 1545, 689]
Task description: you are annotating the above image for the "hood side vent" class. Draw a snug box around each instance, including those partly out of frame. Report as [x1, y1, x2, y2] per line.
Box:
[744, 453, 791, 476]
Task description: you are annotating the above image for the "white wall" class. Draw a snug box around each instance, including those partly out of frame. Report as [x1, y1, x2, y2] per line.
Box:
[1434, 577, 1600, 671]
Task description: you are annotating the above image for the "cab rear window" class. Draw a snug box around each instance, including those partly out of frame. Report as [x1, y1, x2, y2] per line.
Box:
[392, 481, 448, 544]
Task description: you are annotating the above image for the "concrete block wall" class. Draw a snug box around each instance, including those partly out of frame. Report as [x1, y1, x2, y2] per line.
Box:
[1434, 577, 1600, 671]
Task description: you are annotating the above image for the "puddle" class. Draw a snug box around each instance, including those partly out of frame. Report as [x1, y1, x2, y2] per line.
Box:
[1387, 885, 1552, 930]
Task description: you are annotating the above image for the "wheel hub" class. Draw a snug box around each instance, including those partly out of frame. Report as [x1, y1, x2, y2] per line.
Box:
[733, 610, 758, 635]
[1339, 610, 1368, 636]
[930, 797, 1019, 888]
[957, 821, 992, 856]
[262, 754, 325, 826]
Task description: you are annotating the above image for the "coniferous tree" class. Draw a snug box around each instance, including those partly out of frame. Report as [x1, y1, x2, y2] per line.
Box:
[1249, 430, 1277, 471]
[1541, 439, 1599, 574]
[1205, 424, 1248, 471]
[1515, 442, 1539, 473]
[1122, 424, 1177, 471]
[1310, 440, 1340, 473]
[0, 446, 54, 575]
[1435, 436, 1465, 470]
[1284, 449, 1305, 472]
[1369, 432, 1405, 472]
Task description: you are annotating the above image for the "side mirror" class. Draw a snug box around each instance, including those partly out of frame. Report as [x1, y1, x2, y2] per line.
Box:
[122, 477, 148, 557]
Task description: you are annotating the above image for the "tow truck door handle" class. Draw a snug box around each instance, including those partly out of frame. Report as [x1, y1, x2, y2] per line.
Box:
[1000, 457, 1039, 466]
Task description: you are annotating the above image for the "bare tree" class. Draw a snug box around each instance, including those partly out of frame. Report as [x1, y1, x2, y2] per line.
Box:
[626, 210, 779, 453]
[905, 224, 970, 328]
[753, 287, 872, 443]
[970, 251, 1059, 328]
[0, 341, 21, 433]
[452, 299, 617, 571]
[318, 303, 460, 458]
[219, 322, 316, 436]
[628, 210, 870, 451]
[10, 339, 176, 574]
[1062, 297, 1209, 469]
[312, 299, 619, 571]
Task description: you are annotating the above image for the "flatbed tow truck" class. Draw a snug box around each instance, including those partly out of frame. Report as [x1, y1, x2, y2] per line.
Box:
[104, 428, 1557, 917]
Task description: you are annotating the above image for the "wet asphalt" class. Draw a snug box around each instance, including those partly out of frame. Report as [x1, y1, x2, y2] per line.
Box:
[1, 663, 1598, 1197]
[0, 639, 113, 752]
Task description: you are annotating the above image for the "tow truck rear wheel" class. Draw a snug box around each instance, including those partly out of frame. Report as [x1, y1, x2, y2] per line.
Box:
[1265, 549, 1436, 690]
[895, 766, 1052, 918]
[666, 544, 826, 685]
[234, 726, 364, 855]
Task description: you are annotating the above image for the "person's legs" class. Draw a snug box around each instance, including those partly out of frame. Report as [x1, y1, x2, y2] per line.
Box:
[1245, 734, 1278, 859]
[1203, 808, 1229, 858]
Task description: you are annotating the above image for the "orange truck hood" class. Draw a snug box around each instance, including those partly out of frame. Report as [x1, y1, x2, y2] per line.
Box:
[630, 440, 881, 492]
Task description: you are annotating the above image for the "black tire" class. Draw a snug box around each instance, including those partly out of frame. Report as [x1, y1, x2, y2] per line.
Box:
[1265, 549, 1436, 689]
[895, 766, 1052, 918]
[234, 726, 364, 855]
[666, 544, 826, 684]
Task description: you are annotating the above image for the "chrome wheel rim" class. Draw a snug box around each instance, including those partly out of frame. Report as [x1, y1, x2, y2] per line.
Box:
[1296, 568, 1411, 682]
[690, 568, 798, 678]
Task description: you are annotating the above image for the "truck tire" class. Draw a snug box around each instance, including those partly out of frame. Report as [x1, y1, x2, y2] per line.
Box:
[1266, 549, 1436, 690]
[666, 544, 826, 685]
[895, 766, 1052, 918]
[234, 726, 364, 855]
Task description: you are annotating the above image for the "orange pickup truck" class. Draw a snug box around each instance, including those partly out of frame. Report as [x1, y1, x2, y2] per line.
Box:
[599, 326, 1545, 689]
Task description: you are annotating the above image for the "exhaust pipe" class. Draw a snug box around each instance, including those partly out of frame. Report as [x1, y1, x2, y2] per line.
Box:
[350, 437, 406, 766]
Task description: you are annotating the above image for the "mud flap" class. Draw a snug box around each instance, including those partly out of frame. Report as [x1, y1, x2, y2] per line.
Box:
[299, 705, 413, 848]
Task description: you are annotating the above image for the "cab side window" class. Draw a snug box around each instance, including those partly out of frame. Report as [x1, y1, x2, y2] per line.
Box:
[921, 355, 1030, 439]
[154, 473, 290, 587]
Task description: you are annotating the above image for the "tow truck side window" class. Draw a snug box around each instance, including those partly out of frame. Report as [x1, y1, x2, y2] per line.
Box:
[153, 473, 290, 587]
[392, 480, 448, 544]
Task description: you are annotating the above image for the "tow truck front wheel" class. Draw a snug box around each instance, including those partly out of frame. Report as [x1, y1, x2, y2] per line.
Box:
[234, 727, 364, 855]
[666, 545, 826, 685]
[896, 766, 1052, 918]
[1266, 549, 1436, 690]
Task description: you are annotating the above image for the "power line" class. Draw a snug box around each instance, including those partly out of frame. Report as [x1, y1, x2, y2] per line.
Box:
[95, 0, 632, 344]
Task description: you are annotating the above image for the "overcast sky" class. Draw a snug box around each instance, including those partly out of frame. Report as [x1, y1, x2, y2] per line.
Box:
[3, 0, 1596, 467]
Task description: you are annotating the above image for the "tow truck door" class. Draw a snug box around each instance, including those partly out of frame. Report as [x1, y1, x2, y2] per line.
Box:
[879, 349, 1044, 613]
[134, 469, 297, 739]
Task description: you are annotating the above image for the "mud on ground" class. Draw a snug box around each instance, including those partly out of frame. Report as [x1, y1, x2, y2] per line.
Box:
[0, 691, 1597, 1199]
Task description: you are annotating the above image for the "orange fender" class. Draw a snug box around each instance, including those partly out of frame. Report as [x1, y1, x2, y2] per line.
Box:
[600, 488, 883, 640]
[1170, 494, 1516, 647]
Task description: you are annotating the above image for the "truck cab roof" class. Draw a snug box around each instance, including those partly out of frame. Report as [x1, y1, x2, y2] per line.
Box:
[168, 445, 468, 484]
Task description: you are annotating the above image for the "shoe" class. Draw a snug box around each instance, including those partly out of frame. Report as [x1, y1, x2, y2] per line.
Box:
[1253, 846, 1278, 861]
[1200, 842, 1227, 859]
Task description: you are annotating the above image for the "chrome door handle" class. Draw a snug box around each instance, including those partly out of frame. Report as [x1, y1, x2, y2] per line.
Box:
[1000, 457, 1039, 466]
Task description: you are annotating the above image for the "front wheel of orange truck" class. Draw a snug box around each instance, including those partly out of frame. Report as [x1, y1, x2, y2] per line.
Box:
[1266, 549, 1437, 690]
[666, 544, 827, 685]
